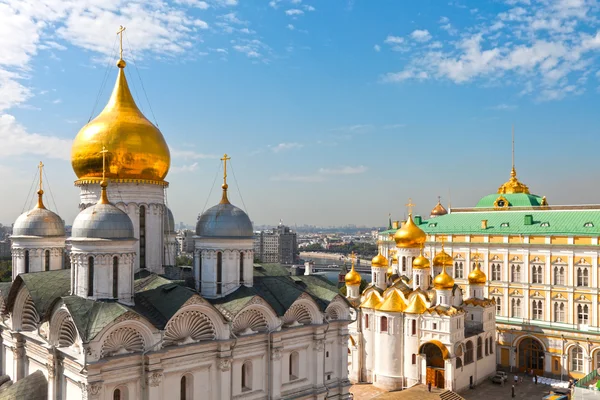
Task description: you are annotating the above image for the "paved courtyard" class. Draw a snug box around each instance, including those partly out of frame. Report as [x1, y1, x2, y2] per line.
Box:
[460, 375, 561, 400]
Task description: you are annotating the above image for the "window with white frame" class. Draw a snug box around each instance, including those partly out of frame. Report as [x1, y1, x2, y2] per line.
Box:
[571, 346, 584, 372]
[511, 298, 521, 318]
[554, 266, 565, 285]
[554, 302, 565, 323]
[455, 262, 463, 279]
[531, 265, 543, 284]
[511, 264, 521, 282]
[491, 263, 501, 281]
[493, 296, 502, 315]
[577, 267, 589, 287]
[577, 304, 589, 325]
[532, 300, 543, 320]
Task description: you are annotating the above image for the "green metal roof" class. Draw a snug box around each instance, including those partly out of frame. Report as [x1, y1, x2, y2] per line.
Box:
[6, 270, 71, 319]
[475, 193, 544, 208]
[62, 297, 130, 342]
[0, 370, 47, 400]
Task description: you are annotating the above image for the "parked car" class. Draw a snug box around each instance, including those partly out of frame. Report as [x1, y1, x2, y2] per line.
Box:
[495, 371, 508, 381]
[490, 375, 506, 384]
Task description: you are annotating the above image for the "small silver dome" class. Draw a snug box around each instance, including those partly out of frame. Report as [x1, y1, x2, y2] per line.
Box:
[164, 207, 175, 233]
[196, 203, 253, 238]
[72, 203, 134, 239]
[13, 207, 65, 237]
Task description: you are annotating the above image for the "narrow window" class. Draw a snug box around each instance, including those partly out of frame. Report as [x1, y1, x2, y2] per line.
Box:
[45, 250, 50, 271]
[114, 388, 121, 400]
[198, 252, 202, 291]
[465, 341, 474, 364]
[139, 205, 146, 269]
[113, 256, 119, 299]
[24, 250, 30, 273]
[88, 257, 94, 296]
[411, 319, 416, 335]
[380, 316, 388, 332]
[485, 338, 489, 356]
[239, 252, 244, 284]
[402, 257, 406, 273]
[242, 361, 252, 392]
[216, 252, 223, 295]
[455, 262, 463, 279]
[289, 352, 299, 380]
[412, 354, 416, 364]
[494, 297, 502, 315]
[181, 375, 187, 400]
[477, 337, 482, 359]
[416, 275, 420, 285]
[364, 314, 369, 329]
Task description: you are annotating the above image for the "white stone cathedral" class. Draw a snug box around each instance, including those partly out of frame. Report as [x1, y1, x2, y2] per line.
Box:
[2, 40, 351, 400]
[345, 213, 496, 392]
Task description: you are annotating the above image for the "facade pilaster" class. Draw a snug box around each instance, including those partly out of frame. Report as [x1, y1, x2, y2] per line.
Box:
[271, 346, 283, 400]
[146, 370, 164, 400]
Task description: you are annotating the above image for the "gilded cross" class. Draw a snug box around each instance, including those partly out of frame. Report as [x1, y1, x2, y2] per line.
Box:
[439, 235, 446, 249]
[405, 198, 415, 215]
[100, 146, 109, 181]
[221, 154, 231, 185]
[117, 26, 126, 60]
[349, 251, 355, 269]
[38, 161, 44, 192]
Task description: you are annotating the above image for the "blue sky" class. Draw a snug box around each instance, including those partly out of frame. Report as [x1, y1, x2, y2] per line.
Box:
[1, 0, 600, 227]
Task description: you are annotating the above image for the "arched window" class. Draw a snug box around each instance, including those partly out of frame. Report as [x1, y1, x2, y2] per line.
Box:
[113, 256, 119, 299]
[455, 262, 463, 279]
[88, 257, 94, 296]
[465, 341, 474, 365]
[494, 296, 502, 315]
[45, 250, 50, 271]
[531, 265, 542, 284]
[554, 266, 565, 285]
[511, 264, 521, 282]
[485, 338, 489, 356]
[113, 387, 128, 400]
[24, 250, 30, 273]
[364, 314, 369, 329]
[571, 346, 584, 372]
[532, 300, 542, 320]
[456, 357, 463, 368]
[554, 302, 565, 322]
[402, 257, 406, 273]
[180, 374, 193, 400]
[577, 267, 589, 287]
[411, 319, 416, 335]
[489, 338, 494, 354]
[242, 361, 252, 392]
[380, 316, 388, 333]
[289, 352, 299, 381]
[477, 337, 483, 359]
[216, 252, 223, 295]
[577, 304, 589, 325]
[511, 298, 521, 318]
[114, 388, 121, 400]
[139, 205, 146, 269]
[416, 275, 420, 286]
[239, 252, 244, 284]
[491, 263, 501, 281]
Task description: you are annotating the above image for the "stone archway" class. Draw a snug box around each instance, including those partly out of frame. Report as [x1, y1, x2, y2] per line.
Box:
[420, 341, 449, 389]
[517, 337, 545, 375]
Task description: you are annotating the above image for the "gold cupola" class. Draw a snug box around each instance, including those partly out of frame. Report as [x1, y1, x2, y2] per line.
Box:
[371, 253, 388, 268]
[412, 246, 430, 270]
[432, 243, 453, 268]
[468, 262, 487, 285]
[497, 126, 529, 194]
[433, 265, 454, 290]
[345, 252, 362, 286]
[394, 214, 426, 248]
[430, 197, 448, 217]
[71, 27, 170, 185]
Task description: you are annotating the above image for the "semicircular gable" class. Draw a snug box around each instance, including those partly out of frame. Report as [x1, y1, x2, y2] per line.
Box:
[12, 286, 40, 332]
[232, 302, 278, 335]
[325, 297, 350, 321]
[163, 309, 217, 346]
[283, 296, 322, 327]
[48, 303, 81, 349]
[100, 326, 146, 358]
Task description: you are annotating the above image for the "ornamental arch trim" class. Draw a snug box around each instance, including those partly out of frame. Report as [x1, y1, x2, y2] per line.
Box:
[512, 334, 548, 353]
[13, 287, 40, 332]
[283, 297, 322, 327]
[98, 320, 154, 358]
[49, 307, 79, 348]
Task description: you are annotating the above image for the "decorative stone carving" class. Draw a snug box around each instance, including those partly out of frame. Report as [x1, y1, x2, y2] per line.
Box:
[271, 347, 282, 361]
[338, 335, 349, 345]
[218, 357, 232, 371]
[100, 327, 144, 357]
[46, 362, 55, 378]
[12, 347, 24, 358]
[314, 339, 325, 352]
[232, 309, 269, 335]
[163, 310, 216, 347]
[147, 371, 163, 387]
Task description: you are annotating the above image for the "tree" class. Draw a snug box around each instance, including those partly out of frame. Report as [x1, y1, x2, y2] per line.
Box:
[0, 260, 11, 282]
[176, 255, 192, 267]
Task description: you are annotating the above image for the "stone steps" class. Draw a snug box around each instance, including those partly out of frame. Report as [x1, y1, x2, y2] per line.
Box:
[439, 390, 465, 400]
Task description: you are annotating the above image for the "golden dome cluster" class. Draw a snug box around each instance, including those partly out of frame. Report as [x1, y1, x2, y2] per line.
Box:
[71, 57, 171, 184]
[394, 214, 426, 248]
[371, 253, 388, 267]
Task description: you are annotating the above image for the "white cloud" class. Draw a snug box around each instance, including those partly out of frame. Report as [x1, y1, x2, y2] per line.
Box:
[488, 103, 517, 110]
[231, 38, 271, 60]
[287, 24, 295, 30]
[291, 0, 302, 3]
[0, 114, 71, 160]
[170, 149, 219, 159]
[384, 35, 404, 45]
[175, 0, 210, 9]
[439, 16, 450, 24]
[285, 9, 304, 16]
[411, 29, 432, 42]
[374, 44, 381, 52]
[271, 164, 368, 182]
[219, 12, 246, 25]
[271, 173, 326, 183]
[319, 165, 368, 175]
[213, 0, 238, 6]
[52, 98, 62, 104]
[303, 5, 315, 11]
[170, 162, 199, 173]
[383, 123, 406, 129]
[270, 142, 303, 152]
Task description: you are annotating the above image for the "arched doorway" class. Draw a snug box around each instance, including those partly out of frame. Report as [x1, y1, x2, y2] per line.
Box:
[517, 337, 545, 375]
[420, 341, 449, 389]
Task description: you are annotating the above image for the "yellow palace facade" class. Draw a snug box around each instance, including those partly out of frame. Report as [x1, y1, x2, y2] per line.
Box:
[378, 165, 600, 380]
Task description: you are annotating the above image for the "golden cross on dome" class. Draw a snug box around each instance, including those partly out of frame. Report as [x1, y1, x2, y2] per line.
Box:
[350, 251, 355, 269]
[36, 161, 45, 209]
[439, 235, 446, 249]
[405, 198, 415, 215]
[100, 146, 108, 181]
[38, 161, 44, 193]
[99, 147, 109, 204]
[117, 26, 126, 61]
[473, 250, 481, 264]
[221, 154, 231, 186]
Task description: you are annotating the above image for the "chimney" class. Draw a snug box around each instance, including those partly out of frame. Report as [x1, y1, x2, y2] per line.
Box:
[524, 215, 533, 225]
[481, 220, 488, 230]
[414, 215, 422, 225]
[392, 221, 399, 229]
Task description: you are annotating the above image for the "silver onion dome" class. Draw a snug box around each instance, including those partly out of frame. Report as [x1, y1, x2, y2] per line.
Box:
[72, 203, 134, 239]
[196, 203, 253, 238]
[164, 207, 175, 233]
[12, 208, 65, 237]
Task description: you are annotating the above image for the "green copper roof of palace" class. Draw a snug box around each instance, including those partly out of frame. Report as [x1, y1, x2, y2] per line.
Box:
[475, 193, 545, 208]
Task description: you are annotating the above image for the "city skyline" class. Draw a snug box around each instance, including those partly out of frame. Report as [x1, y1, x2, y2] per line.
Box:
[2, 0, 600, 227]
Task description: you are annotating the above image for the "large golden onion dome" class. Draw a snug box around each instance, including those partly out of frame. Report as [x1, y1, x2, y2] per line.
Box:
[468, 264, 487, 285]
[345, 264, 362, 286]
[433, 248, 453, 267]
[371, 253, 389, 268]
[433, 266, 455, 290]
[394, 214, 426, 248]
[412, 247, 430, 270]
[71, 57, 170, 185]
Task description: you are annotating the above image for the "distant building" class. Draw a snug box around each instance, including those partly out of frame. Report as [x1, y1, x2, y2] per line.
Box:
[176, 229, 195, 253]
[254, 224, 298, 264]
[0, 240, 10, 259]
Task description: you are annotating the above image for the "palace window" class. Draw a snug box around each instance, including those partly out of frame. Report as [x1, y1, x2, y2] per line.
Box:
[289, 352, 299, 381]
[554, 266, 565, 285]
[577, 267, 589, 287]
[416, 275, 420, 286]
[113, 257, 119, 299]
[532, 300, 543, 320]
[45, 250, 50, 271]
[464, 341, 474, 365]
[577, 304, 589, 325]
[242, 361, 252, 392]
[380, 316, 388, 333]
[491, 263, 501, 281]
[531, 265, 543, 284]
[554, 302, 566, 323]
[489, 337, 494, 354]
[88, 257, 94, 296]
[494, 297, 501, 315]
[596, 352, 600, 370]
[510, 264, 521, 282]
[571, 346, 584, 372]
[477, 337, 483, 360]
[455, 262, 463, 279]
[511, 298, 521, 318]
